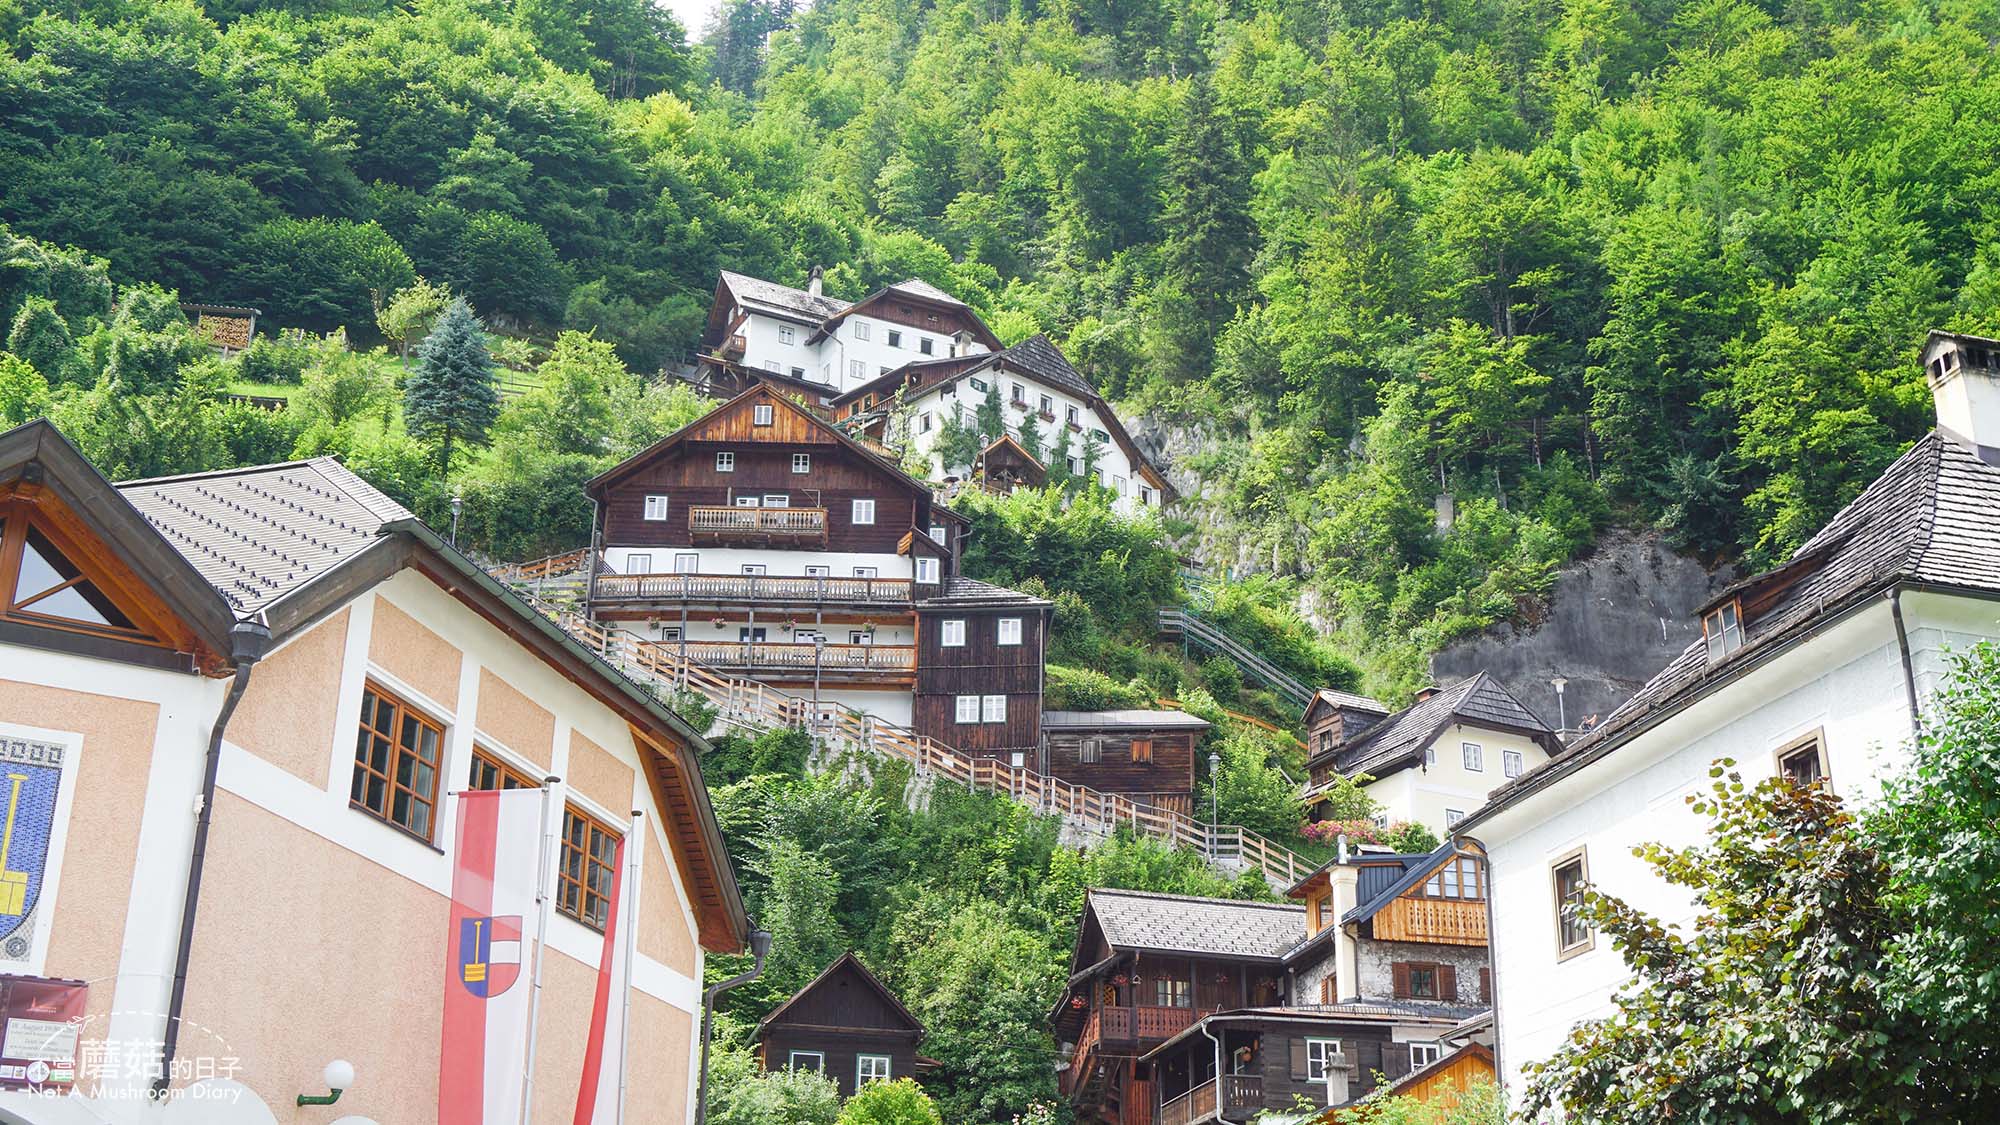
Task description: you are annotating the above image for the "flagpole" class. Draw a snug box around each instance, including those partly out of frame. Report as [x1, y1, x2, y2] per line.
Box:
[521, 775, 562, 1125]
[615, 811, 644, 1125]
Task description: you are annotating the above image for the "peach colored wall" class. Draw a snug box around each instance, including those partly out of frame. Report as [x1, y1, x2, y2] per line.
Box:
[0, 680, 159, 1030]
[568, 732, 634, 816]
[183, 791, 446, 1123]
[229, 608, 349, 787]
[370, 598, 461, 711]
[639, 829, 697, 976]
[530, 949, 596, 1125]
[479, 669, 555, 771]
[626, 992, 695, 1123]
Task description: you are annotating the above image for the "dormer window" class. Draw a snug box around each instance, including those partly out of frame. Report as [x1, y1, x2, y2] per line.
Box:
[1702, 600, 1744, 661]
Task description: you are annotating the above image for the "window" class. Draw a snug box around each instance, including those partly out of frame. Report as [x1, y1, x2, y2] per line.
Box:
[1067, 457, 1081, 476]
[1408, 1042, 1441, 1069]
[1553, 849, 1593, 958]
[1091, 428, 1109, 443]
[715, 452, 735, 473]
[1703, 600, 1744, 660]
[641, 494, 670, 522]
[1424, 746, 1436, 767]
[849, 359, 865, 380]
[778, 325, 795, 345]
[851, 498, 876, 524]
[1113, 475, 1127, 495]
[849, 630, 872, 644]
[1776, 730, 1829, 789]
[1152, 978, 1191, 1008]
[0, 511, 158, 642]
[788, 1051, 825, 1072]
[955, 695, 981, 724]
[1503, 750, 1524, 778]
[919, 413, 933, 433]
[1079, 738, 1101, 764]
[1141, 487, 1157, 506]
[915, 557, 939, 584]
[820, 364, 832, 384]
[970, 377, 988, 392]
[674, 553, 699, 573]
[1318, 975, 1337, 1004]
[351, 682, 443, 841]
[929, 525, 947, 546]
[559, 806, 618, 929]
[470, 747, 535, 791]
[887, 330, 902, 348]
[1407, 964, 1439, 999]
[1444, 808, 1465, 827]
[853, 566, 878, 579]
[790, 366, 805, 379]
[982, 694, 1007, 723]
[1462, 742, 1483, 771]
[940, 619, 965, 647]
[854, 321, 871, 341]
[1039, 394, 1053, 415]
[659, 627, 681, 643]
[626, 553, 652, 574]
[857, 1055, 892, 1086]
[1066, 404, 1079, 425]
[919, 337, 934, 355]
[753, 403, 774, 426]
[741, 564, 767, 575]
[739, 627, 768, 642]
[762, 493, 790, 508]
[1422, 855, 1485, 901]
[1010, 383, 1026, 405]
[997, 617, 1022, 646]
[1305, 1039, 1342, 1081]
[805, 565, 830, 578]
[1130, 738, 1153, 764]
[791, 453, 811, 474]
[762, 360, 778, 373]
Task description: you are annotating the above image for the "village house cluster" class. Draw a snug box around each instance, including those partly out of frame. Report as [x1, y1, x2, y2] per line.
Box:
[4, 251, 1998, 1124]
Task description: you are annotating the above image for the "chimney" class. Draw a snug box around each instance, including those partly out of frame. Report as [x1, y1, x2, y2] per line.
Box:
[807, 265, 824, 299]
[1327, 850, 1361, 1003]
[1413, 683, 1439, 703]
[1925, 330, 2000, 453]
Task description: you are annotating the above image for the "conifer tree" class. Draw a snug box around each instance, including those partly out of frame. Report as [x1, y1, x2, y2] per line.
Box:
[1016, 413, 1043, 463]
[975, 378, 1005, 443]
[1156, 74, 1255, 380]
[1048, 425, 1074, 487]
[404, 298, 499, 480]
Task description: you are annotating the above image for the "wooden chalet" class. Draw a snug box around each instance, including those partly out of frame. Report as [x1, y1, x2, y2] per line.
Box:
[1041, 709, 1209, 817]
[757, 953, 932, 1097]
[976, 433, 1048, 493]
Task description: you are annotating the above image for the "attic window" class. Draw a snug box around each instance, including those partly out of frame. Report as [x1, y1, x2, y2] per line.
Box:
[0, 507, 164, 645]
[1702, 600, 1744, 661]
[1421, 855, 1485, 901]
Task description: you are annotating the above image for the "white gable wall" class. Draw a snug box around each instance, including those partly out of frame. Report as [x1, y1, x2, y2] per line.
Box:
[1363, 722, 1552, 834]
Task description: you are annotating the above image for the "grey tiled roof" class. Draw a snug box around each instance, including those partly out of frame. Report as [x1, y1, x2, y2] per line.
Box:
[1543, 430, 2000, 767]
[1330, 673, 1552, 780]
[889, 278, 966, 307]
[719, 270, 847, 322]
[1088, 889, 1305, 960]
[995, 335, 1097, 400]
[918, 576, 1050, 608]
[1312, 687, 1389, 715]
[118, 458, 410, 613]
[1042, 709, 1212, 731]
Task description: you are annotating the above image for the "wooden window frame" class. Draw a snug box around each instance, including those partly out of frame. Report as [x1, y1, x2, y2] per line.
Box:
[788, 1051, 825, 1072]
[1420, 855, 1484, 901]
[851, 498, 875, 525]
[470, 746, 538, 792]
[1552, 847, 1594, 961]
[1408, 1041, 1441, 1069]
[0, 503, 172, 647]
[1317, 975, 1336, 1004]
[715, 451, 735, 473]
[915, 557, 938, 584]
[981, 694, 1006, 723]
[939, 619, 965, 647]
[1304, 1038, 1341, 1081]
[1462, 741, 1483, 772]
[1079, 738, 1101, 764]
[642, 494, 669, 521]
[1130, 738, 1153, 764]
[996, 617, 1022, 646]
[856, 1054, 892, 1086]
[752, 404, 775, 426]
[1775, 728, 1831, 791]
[791, 453, 811, 474]
[558, 803, 620, 931]
[1703, 599, 1744, 660]
[1406, 962, 1439, 1000]
[350, 680, 446, 844]
[954, 694, 980, 724]
[1503, 749, 1524, 778]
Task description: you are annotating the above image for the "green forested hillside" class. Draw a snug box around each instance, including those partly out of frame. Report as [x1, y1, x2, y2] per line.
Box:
[3, 0, 1997, 692]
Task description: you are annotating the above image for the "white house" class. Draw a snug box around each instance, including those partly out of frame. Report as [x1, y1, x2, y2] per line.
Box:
[1302, 677, 1561, 835]
[1456, 329, 2000, 1098]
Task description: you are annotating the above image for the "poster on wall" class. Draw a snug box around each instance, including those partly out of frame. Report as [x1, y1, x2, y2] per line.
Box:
[0, 731, 74, 976]
[0, 974, 86, 1090]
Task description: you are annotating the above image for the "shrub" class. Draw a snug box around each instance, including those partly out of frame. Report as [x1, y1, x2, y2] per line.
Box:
[1044, 664, 1151, 711]
[1200, 654, 1244, 701]
[232, 334, 312, 385]
[836, 1078, 943, 1125]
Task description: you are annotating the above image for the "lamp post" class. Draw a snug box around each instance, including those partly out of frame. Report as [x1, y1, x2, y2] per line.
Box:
[1551, 676, 1569, 734]
[449, 489, 463, 547]
[1208, 750, 1221, 826]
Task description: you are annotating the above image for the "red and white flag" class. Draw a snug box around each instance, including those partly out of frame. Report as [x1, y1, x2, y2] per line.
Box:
[573, 817, 642, 1124]
[440, 786, 548, 1125]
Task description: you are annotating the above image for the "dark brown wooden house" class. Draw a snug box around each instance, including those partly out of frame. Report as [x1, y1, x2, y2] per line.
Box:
[1041, 710, 1209, 817]
[912, 576, 1052, 763]
[976, 433, 1048, 493]
[756, 953, 931, 1097]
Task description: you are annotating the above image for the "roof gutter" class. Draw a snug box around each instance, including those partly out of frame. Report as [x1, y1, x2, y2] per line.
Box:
[153, 617, 271, 1098]
[1455, 833, 1505, 1100]
[1888, 586, 1922, 735]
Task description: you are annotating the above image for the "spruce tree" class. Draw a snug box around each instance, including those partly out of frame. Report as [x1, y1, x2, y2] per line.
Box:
[975, 378, 1005, 443]
[1016, 413, 1043, 463]
[1048, 425, 1074, 487]
[1158, 74, 1255, 379]
[404, 298, 499, 480]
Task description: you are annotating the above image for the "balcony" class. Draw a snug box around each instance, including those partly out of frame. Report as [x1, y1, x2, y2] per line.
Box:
[1100, 1005, 1196, 1045]
[594, 572, 914, 606]
[1159, 1083, 1215, 1125]
[721, 333, 746, 358]
[649, 640, 917, 677]
[688, 505, 827, 546]
[1157, 1076, 1261, 1125]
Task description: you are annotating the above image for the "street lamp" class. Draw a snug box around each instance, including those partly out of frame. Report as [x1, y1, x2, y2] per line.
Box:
[449, 489, 463, 547]
[1550, 676, 1569, 734]
[1208, 750, 1221, 825]
[298, 1058, 355, 1106]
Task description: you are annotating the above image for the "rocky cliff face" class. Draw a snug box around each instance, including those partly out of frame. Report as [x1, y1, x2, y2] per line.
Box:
[1429, 530, 1734, 733]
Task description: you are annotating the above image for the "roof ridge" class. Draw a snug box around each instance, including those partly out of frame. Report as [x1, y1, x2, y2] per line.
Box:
[115, 458, 323, 488]
[1089, 888, 1303, 911]
[1899, 432, 1947, 578]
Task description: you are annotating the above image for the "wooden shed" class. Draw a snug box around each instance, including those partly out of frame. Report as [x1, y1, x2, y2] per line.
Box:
[756, 953, 930, 1097]
[1041, 709, 1209, 817]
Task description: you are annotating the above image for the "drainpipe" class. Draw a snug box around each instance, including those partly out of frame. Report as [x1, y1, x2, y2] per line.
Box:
[1458, 835, 1504, 1102]
[153, 618, 272, 1098]
[695, 928, 772, 1124]
[1197, 1019, 1225, 1123]
[1888, 587, 1922, 735]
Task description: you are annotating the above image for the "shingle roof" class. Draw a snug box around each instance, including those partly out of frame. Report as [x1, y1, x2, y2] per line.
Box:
[1312, 687, 1390, 716]
[1042, 709, 1212, 731]
[1087, 889, 1305, 960]
[1328, 674, 1553, 781]
[918, 576, 1051, 608]
[1469, 429, 2000, 829]
[719, 270, 847, 323]
[118, 458, 411, 614]
[889, 278, 965, 307]
[994, 334, 1097, 400]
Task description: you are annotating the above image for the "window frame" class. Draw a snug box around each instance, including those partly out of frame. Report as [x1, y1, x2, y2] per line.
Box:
[1552, 847, 1594, 961]
[856, 1054, 892, 1086]
[777, 325, 795, 346]
[788, 1051, 826, 1072]
[1444, 808, 1466, 828]
[791, 453, 811, 474]
[0, 505, 166, 646]
[954, 694, 981, 724]
[642, 494, 669, 521]
[469, 746, 538, 792]
[752, 403, 775, 426]
[887, 329, 902, 348]
[1408, 1042, 1441, 1069]
[715, 452, 735, 473]
[558, 804, 620, 931]
[854, 321, 871, 341]
[1406, 962, 1439, 1000]
[1304, 1038, 1342, 1081]
[1503, 749, 1524, 778]
[1079, 737, 1101, 764]
[981, 694, 1007, 723]
[349, 680, 446, 844]
[1775, 728, 1831, 790]
[1703, 599, 1744, 660]
[1462, 742, 1483, 772]
[939, 619, 966, 647]
[915, 557, 939, 584]
[851, 498, 876, 525]
[996, 617, 1022, 646]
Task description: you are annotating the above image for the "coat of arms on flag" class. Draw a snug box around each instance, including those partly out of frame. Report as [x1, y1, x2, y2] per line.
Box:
[457, 915, 523, 998]
[0, 736, 71, 970]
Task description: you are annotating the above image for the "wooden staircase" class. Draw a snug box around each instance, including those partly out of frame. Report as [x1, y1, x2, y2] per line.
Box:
[498, 577, 1314, 889]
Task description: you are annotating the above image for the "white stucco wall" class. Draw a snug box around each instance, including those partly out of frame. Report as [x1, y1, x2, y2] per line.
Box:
[736, 311, 992, 394]
[1361, 722, 1551, 834]
[1477, 590, 2000, 1100]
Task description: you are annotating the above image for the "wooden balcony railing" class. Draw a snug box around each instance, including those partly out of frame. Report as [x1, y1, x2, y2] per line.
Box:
[1372, 895, 1489, 945]
[687, 506, 827, 543]
[1159, 1083, 1216, 1125]
[1098, 1005, 1195, 1045]
[594, 572, 913, 604]
[657, 640, 916, 673]
[1221, 1074, 1263, 1111]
